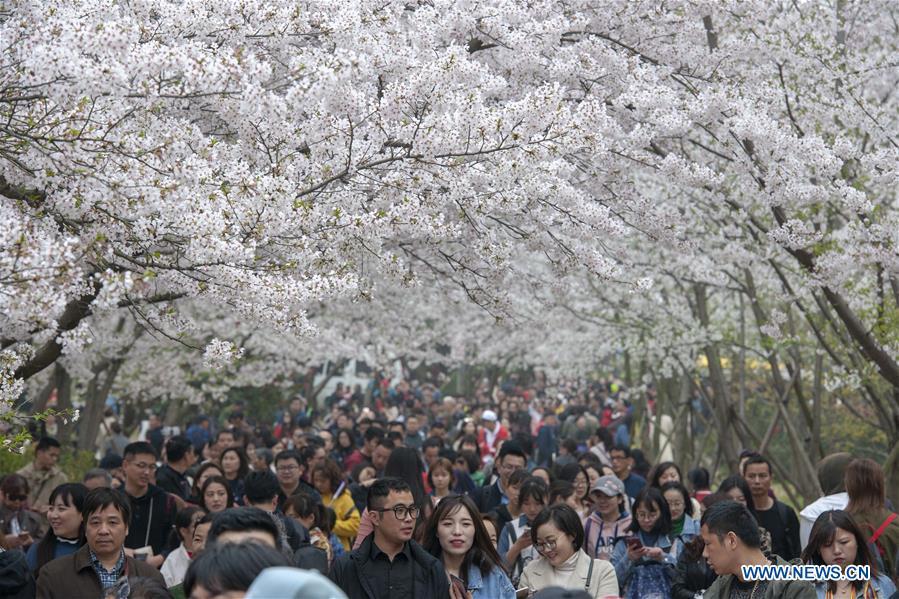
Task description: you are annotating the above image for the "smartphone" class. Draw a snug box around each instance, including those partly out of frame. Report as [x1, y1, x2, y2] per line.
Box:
[450, 574, 466, 596]
[627, 537, 643, 550]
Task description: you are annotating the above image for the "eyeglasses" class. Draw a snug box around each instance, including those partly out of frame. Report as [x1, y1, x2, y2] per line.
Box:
[535, 539, 557, 553]
[373, 504, 420, 520]
[277, 465, 299, 472]
[636, 511, 659, 521]
[129, 462, 157, 472]
[7, 494, 27, 502]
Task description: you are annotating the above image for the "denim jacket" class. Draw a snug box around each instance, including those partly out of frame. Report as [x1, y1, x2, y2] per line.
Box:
[467, 563, 516, 599]
[611, 529, 681, 587]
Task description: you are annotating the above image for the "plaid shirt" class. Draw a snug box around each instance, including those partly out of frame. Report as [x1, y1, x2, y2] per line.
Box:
[89, 548, 125, 589]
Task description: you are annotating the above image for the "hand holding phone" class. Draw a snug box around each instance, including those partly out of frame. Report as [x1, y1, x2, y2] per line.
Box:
[449, 574, 469, 599]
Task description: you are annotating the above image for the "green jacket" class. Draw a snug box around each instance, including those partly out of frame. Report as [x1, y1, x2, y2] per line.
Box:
[702, 556, 817, 599]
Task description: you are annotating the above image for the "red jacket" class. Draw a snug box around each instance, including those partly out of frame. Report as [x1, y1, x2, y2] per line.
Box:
[477, 424, 509, 460]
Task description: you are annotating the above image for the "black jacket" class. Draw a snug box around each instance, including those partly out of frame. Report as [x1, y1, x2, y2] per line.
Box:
[0, 549, 35, 599]
[328, 534, 451, 599]
[293, 524, 328, 575]
[154, 464, 191, 501]
[124, 484, 177, 555]
[671, 550, 717, 599]
[478, 480, 504, 514]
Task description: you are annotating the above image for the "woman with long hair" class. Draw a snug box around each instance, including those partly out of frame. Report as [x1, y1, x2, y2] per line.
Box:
[650, 462, 702, 516]
[428, 457, 456, 506]
[520, 504, 619, 598]
[312, 458, 359, 551]
[220, 447, 249, 505]
[556, 463, 591, 521]
[25, 483, 87, 574]
[284, 493, 335, 566]
[190, 462, 225, 504]
[661, 482, 699, 541]
[611, 486, 682, 598]
[845, 459, 899, 580]
[334, 428, 357, 471]
[423, 494, 515, 599]
[200, 476, 233, 514]
[802, 510, 897, 598]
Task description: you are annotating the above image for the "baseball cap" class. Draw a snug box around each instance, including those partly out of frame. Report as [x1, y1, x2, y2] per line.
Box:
[590, 475, 625, 497]
[481, 410, 498, 422]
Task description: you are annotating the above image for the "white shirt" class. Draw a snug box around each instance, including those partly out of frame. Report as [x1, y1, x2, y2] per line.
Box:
[799, 492, 849, 549]
[161, 543, 191, 588]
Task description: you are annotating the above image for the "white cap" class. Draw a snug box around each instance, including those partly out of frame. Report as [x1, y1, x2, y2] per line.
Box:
[482, 410, 498, 422]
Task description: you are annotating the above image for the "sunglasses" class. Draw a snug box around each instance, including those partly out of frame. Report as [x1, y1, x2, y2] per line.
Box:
[7, 494, 27, 502]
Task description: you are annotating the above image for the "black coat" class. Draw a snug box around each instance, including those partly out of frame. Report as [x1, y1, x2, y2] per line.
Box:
[671, 551, 717, 599]
[328, 534, 451, 599]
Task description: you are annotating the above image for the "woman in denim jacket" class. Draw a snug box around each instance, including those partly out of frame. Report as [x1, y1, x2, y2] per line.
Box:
[611, 487, 683, 599]
[423, 494, 516, 599]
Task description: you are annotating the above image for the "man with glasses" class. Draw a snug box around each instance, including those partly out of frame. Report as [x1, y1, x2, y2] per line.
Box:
[329, 477, 450, 599]
[122, 441, 177, 567]
[609, 445, 646, 502]
[274, 449, 320, 511]
[478, 441, 528, 513]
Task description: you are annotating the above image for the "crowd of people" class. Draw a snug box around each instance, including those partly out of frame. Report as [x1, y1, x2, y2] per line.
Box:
[1, 375, 899, 599]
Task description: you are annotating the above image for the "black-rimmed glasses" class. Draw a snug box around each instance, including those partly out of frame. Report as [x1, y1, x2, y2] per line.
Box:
[373, 504, 420, 520]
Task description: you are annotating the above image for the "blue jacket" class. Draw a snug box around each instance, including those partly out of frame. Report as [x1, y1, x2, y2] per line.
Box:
[611, 529, 681, 589]
[814, 574, 896, 598]
[466, 562, 516, 599]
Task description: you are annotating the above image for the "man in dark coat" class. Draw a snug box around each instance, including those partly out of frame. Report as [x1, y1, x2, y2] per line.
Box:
[36, 488, 163, 598]
[329, 477, 450, 599]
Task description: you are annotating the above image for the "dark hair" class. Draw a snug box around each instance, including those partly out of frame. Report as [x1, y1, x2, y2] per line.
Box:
[200, 476, 234, 513]
[183, 540, 289, 596]
[336, 428, 356, 450]
[220, 446, 250, 480]
[35, 483, 87, 574]
[687, 467, 710, 491]
[560, 438, 579, 455]
[422, 495, 506, 586]
[845, 458, 886, 513]
[169, 505, 204, 550]
[1, 473, 28, 495]
[165, 436, 193, 463]
[215, 429, 235, 444]
[660, 481, 694, 517]
[274, 449, 301, 467]
[243, 470, 281, 505]
[649, 461, 682, 488]
[801, 510, 878, 590]
[423, 437, 442, 452]
[367, 477, 413, 510]
[556, 463, 589, 500]
[191, 462, 225, 500]
[717, 475, 757, 515]
[518, 477, 549, 507]
[386, 431, 404, 445]
[549, 480, 577, 505]
[530, 504, 585, 552]
[682, 492, 732, 562]
[312, 459, 344, 495]
[628, 487, 672, 536]
[383, 447, 427, 507]
[498, 441, 527, 462]
[427, 458, 456, 490]
[457, 450, 480, 474]
[208, 507, 279, 546]
[364, 427, 385, 443]
[701, 500, 761, 548]
[507, 469, 531, 489]
[610, 445, 631, 458]
[82, 487, 131, 526]
[36, 436, 61, 452]
[595, 427, 614, 448]
[741, 455, 771, 476]
[284, 492, 328, 533]
[123, 441, 157, 461]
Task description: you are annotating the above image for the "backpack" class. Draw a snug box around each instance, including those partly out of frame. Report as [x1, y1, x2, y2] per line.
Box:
[865, 512, 897, 574]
